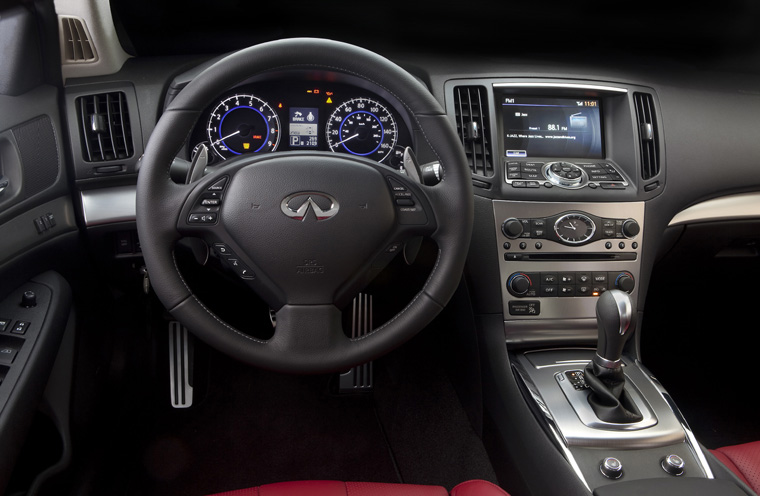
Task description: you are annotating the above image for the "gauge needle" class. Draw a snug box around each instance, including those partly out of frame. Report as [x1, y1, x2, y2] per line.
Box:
[335, 133, 359, 146]
[212, 130, 241, 145]
[565, 223, 577, 230]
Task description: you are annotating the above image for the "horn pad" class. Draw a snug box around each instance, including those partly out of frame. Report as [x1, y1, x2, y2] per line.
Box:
[220, 153, 395, 304]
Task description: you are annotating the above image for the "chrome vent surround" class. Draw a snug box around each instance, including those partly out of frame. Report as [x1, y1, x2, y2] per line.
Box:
[454, 86, 494, 177]
[76, 92, 134, 162]
[633, 92, 660, 180]
[60, 16, 97, 63]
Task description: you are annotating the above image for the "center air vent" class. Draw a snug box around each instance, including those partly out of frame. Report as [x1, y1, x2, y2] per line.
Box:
[453, 86, 494, 177]
[76, 92, 134, 162]
[633, 92, 660, 180]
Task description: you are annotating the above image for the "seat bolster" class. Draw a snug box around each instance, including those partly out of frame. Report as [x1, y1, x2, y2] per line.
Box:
[450, 479, 510, 496]
[712, 440, 760, 494]
[209, 480, 449, 496]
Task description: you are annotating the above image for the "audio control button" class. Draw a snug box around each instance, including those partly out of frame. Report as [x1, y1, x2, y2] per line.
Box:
[502, 218, 524, 239]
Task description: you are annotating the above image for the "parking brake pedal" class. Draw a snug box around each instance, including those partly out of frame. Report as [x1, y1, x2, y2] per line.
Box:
[169, 321, 194, 408]
[339, 293, 374, 392]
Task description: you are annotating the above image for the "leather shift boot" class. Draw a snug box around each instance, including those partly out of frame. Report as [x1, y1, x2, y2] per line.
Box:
[584, 362, 644, 423]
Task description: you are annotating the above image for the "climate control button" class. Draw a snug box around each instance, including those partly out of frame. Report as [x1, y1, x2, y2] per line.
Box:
[507, 273, 532, 296]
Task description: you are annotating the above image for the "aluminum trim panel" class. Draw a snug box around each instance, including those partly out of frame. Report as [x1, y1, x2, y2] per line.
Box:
[514, 350, 685, 448]
[493, 200, 645, 344]
[80, 185, 136, 226]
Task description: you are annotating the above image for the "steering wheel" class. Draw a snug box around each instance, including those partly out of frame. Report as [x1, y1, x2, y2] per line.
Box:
[136, 38, 473, 373]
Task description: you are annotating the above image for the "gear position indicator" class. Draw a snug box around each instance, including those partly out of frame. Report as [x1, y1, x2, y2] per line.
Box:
[289, 107, 319, 147]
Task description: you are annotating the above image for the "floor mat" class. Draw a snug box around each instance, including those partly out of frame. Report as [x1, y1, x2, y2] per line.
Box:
[137, 357, 401, 496]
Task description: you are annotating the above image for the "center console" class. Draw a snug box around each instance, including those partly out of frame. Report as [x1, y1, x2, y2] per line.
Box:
[444, 78, 747, 495]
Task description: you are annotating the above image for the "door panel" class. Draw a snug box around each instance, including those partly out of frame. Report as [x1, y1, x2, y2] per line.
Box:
[0, 1, 78, 493]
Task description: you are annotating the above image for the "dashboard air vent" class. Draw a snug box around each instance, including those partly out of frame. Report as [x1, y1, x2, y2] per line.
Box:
[76, 92, 134, 162]
[634, 92, 660, 180]
[60, 16, 97, 63]
[454, 86, 494, 177]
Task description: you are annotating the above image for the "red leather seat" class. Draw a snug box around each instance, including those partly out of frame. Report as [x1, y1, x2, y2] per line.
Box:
[209, 479, 509, 496]
[712, 440, 760, 493]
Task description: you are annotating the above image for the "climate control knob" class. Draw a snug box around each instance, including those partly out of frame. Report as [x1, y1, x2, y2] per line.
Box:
[507, 273, 532, 296]
[613, 272, 635, 293]
[502, 218, 524, 239]
[622, 219, 640, 239]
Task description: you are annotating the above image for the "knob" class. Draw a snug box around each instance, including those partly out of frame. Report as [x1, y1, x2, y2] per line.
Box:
[621, 219, 640, 238]
[508, 273, 532, 296]
[600, 457, 623, 479]
[661, 454, 685, 476]
[502, 218, 524, 239]
[21, 291, 37, 308]
[614, 272, 635, 293]
[595, 290, 633, 366]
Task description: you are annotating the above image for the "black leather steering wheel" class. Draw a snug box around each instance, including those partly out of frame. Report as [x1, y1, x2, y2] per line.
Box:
[136, 39, 473, 373]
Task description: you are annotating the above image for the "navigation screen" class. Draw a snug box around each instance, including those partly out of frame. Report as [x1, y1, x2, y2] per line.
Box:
[501, 96, 603, 159]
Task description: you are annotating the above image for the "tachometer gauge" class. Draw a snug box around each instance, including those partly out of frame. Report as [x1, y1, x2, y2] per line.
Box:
[326, 97, 397, 162]
[207, 94, 280, 160]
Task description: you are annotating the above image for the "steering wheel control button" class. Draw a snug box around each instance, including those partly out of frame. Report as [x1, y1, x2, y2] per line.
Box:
[207, 177, 228, 191]
[661, 454, 685, 476]
[601, 457, 624, 479]
[213, 243, 233, 257]
[226, 258, 255, 280]
[508, 300, 540, 316]
[188, 212, 218, 224]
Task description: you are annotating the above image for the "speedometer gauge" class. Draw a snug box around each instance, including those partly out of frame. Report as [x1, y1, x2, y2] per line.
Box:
[207, 94, 280, 160]
[326, 98, 397, 163]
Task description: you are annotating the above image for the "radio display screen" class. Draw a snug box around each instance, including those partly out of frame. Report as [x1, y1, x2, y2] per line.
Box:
[501, 96, 603, 159]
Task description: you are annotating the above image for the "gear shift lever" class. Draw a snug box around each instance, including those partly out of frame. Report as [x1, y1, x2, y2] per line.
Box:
[584, 290, 643, 423]
[594, 289, 633, 369]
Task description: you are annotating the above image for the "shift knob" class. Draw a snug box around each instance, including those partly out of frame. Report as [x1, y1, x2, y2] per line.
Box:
[594, 289, 633, 367]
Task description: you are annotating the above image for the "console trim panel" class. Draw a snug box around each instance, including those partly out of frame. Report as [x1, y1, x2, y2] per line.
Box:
[493, 201, 644, 343]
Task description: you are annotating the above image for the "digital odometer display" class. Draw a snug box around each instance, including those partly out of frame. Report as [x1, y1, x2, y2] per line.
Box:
[501, 96, 602, 159]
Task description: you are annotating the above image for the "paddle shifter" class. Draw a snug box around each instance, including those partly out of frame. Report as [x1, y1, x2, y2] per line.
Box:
[584, 290, 644, 423]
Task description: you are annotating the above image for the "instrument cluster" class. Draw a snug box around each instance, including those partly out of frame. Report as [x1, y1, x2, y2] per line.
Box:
[188, 77, 413, 171]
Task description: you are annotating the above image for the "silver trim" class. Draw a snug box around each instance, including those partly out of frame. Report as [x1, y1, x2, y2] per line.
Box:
[635, 360, 714, 479]
[609, 289, 632, 336]
[494, 201, 644, 335]
[668, 192, 760, 226]
[81, 185, 136, 226]
[168, 322, 193, 409]
[593, 354, 622, 369]
[514, 350, 685, 448]
[512, 361, 591, 491]
[280, 192, 340, 221]
[544, 162, 588, 189]
[553, 213, 597, 245]
[493, 82, 629, 93]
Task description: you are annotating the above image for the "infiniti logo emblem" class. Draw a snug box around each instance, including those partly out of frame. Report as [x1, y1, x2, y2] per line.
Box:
[280, 192, 340, 221]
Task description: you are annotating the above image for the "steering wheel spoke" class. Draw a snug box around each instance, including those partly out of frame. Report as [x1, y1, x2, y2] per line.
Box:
[269, 304, 349, 360]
